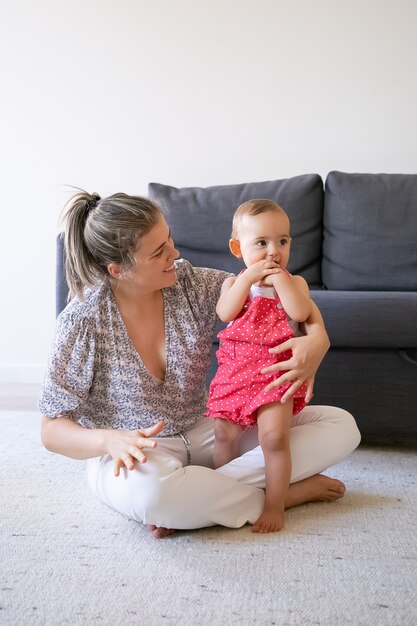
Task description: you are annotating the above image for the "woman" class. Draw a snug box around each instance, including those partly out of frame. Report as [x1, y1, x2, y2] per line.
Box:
[40, 191, 361, 538]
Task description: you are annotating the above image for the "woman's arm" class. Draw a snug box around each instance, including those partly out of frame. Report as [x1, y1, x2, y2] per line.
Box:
[261, 300, 330, 403]
[41, 416, 165, 475]
[41, 416, 108, 459]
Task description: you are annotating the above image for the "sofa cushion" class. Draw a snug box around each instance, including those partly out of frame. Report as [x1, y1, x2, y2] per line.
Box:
[311, 290, 417, 347]
[322, 171, 417, 290]
[149, 174, 324, 287]
[311, 348, 417, 437]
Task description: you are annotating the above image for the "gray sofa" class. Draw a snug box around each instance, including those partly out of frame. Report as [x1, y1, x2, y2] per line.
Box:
[56, 171, 417, 441]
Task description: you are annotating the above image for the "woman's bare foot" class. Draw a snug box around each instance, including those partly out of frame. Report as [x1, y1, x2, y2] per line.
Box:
[285, 474, 346, 509]
[252, 507, 285, 534]
[147, 525, 176, 539]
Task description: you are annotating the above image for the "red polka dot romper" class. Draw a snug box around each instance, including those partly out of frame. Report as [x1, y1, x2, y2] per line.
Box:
[206, 277, 308, 430]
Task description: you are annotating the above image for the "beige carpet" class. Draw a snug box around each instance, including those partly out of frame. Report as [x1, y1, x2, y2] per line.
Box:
[1, 411, 416, 625]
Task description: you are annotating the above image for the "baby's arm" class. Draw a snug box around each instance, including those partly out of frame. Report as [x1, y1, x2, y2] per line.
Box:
[268, 272, 312, 322]
[216, 275, 250, 322]
[216, 261, 281, 322]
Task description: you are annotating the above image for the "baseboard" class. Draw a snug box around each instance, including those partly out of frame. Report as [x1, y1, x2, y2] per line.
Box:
[0, 365, 45, 384]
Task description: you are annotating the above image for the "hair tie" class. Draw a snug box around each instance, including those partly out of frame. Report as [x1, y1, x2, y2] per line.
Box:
[85, 194, 100, 214]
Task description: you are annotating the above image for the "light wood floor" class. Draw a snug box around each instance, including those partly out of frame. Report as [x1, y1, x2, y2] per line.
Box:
[0, 384, 41, 410]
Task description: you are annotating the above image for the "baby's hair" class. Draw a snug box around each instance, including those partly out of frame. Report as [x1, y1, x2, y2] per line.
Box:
[61, 189, 162, 300]
[231, 199, 287, 239]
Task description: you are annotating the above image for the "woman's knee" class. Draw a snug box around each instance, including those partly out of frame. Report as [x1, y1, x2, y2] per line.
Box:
[341, 408, 361, 450]
[328, 406, 361, 448]
[296, 405, 361, 450]
[96, 450, 183, 524]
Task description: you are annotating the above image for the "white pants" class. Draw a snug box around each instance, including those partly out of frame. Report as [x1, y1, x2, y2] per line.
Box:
[86, 406, 360, 529]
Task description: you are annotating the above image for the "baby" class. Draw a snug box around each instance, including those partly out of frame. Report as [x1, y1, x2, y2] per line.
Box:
[206, 199, 313, 533]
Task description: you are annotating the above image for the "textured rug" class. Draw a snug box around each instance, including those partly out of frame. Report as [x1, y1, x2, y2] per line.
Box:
[1, 411, 416, 626]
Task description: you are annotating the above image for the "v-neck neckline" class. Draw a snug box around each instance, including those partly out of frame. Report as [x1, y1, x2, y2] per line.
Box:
[110, 287, 170, 385]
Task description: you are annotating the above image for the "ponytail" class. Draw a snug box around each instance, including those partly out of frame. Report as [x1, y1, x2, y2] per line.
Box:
[60, 189, 161, 300]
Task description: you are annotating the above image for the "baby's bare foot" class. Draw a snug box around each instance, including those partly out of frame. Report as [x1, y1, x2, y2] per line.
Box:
[147, 524, 176, 539]
[252, 508, 285, 534]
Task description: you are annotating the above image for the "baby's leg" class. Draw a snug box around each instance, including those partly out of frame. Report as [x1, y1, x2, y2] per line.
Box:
[213, 418, 243, 468]
[220, 406, 361, 488]
[252, 401, 293, 534]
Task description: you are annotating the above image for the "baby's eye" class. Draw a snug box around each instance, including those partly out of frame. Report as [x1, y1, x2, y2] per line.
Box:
[256, 240, 267, 247]
[279, 238, 289, 246]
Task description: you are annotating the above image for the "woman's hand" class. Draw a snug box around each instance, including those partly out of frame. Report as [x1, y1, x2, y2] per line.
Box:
[104, 421, 165, 476]
[262, 332, 330, 403]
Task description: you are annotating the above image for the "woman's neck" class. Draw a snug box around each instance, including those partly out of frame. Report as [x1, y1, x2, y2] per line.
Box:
[110, 282, 163, 315]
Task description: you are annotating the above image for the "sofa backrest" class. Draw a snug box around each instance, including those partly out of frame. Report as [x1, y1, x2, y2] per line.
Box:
[149, 174, 324, 288]
[323, 171, 417, 290]
[56, 233, 67, 317]
[56, 171, 417, 316]
[55, 174, 324, 316]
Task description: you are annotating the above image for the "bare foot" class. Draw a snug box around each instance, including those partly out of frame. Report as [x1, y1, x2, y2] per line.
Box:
[285, 474, 346, 509]
[252, 507, 285, 534]
[147, 524, 176, 539]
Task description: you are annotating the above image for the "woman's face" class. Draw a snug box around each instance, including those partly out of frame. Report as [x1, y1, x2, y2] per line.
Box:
[113, 214, 180, 292]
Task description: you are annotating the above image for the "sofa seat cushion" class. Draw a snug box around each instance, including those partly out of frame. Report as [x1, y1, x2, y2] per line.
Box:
[149, 174, 324, 288]
[323, 171, 417, 290]
[312, 348, 417, 437]
[312, 290, 417, 347]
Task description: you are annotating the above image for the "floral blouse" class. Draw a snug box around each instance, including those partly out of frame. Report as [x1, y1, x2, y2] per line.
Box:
[39, 260, 229, 437]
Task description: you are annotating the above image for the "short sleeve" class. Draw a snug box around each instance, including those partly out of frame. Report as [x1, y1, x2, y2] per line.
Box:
[175, 260, 231, 313]
[38, 312, 96, 420]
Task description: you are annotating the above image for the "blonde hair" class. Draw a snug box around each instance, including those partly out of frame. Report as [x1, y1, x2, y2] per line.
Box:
[231, 199, 287, 239]
[61, 190, 161, 300]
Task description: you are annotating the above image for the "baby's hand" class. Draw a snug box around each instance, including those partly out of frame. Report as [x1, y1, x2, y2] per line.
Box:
[244, 260, 281, 285]
[261, 268, 287, 287]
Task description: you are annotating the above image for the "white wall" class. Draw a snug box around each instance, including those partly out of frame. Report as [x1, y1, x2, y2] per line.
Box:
[1, 0, 417, 383]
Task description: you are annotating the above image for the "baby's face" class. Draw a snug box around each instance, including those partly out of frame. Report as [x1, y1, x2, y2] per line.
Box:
[235, 210, 291, 269]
